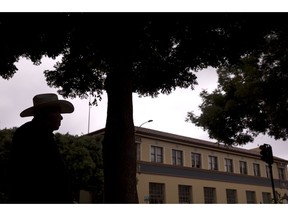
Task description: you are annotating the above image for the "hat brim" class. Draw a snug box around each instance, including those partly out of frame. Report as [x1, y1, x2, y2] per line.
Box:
[20, 100, 74, 117]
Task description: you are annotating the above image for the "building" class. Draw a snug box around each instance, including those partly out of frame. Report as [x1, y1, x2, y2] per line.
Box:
[88, 127, 288, 204]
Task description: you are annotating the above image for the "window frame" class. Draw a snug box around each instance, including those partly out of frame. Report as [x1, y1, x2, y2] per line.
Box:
[253, 163, 261, 177]
[191, 152, 201, 168]
[262, 192, 272, 204]
[266, 165, 270, 178]
[225, 158, 234, 173]
[149, 182, 165, 204]
[137, 142, 141, 161]
[246, 190, 256, 203]
[172, 149, 183, 166]
[204, 187, 216, 203]
[178, 185, 192, 203]
[239, 161, 248, 175]
[226, 189, 237, 204]
[278, 167, 286, 180]
[208, 155, 218, 171]
[150, 146, 163, 163]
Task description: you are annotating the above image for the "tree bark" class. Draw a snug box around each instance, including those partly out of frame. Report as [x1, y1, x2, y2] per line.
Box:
[102, 65, 138, 203]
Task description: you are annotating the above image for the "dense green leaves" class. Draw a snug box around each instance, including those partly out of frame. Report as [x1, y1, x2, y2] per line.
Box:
[189, 34, 288, 145]
[0, 128, 16, 202]
[1, 13, 282, 100]
[0, 128, 104, 203]
[55, 133, 104, 196]
[186, 14, 288, 146]
[56, 133, 104, 202]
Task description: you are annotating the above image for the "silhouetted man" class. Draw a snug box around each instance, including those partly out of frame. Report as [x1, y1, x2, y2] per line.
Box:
[8, 93, 74, 203]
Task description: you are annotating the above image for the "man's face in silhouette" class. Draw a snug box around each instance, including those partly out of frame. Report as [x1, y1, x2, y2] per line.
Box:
[47, 110, 63, 131]
[35, 106, 63, 131]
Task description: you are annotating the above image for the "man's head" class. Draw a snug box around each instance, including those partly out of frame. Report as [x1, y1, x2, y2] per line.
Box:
[34, 106, 63, 131]
[20, 93, 74, 131]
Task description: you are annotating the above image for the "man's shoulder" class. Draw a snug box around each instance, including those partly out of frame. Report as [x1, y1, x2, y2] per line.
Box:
[13, 120, 42, 140]
[14, 119, 54, 142]
[15, 120, 34, 133]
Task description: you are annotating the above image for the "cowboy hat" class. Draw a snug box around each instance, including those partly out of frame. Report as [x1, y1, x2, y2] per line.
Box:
[20, 93, 74, 117]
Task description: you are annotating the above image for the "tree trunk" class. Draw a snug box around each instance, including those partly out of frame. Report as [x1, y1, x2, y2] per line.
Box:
[102, 65, 138, 203]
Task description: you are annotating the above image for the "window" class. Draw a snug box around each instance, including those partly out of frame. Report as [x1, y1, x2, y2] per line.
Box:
[253, 163, 261, 177]
[262, 192, 272, 204]
[278, 167, 286, 180]
[239, 161, 248, 175]
[246, 191, 256, 203]
[208, 156, 218, 170]
[225, 158, 233, 173]
[151, 146, 163, 163]
[172, 149, 183, 166]
[149, 183, 165, 203]
[137, 143, 141, 160]
[226, 189, 237, 204]
[135, 136, 141, 161]
[191, 153, 201, 168]
[266, 165, 270, 178]
[178, 185, 192, 203]
[204, 187, 216, 203]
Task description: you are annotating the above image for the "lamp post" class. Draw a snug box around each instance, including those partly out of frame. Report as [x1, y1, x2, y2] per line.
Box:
[135, 120, 153, 163]
[136, 119, 153, 203]
[138, 119, 153, 128]
[87, 94, 92, 133]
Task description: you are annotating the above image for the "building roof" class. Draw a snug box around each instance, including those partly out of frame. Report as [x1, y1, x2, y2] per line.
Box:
[87, 127, 288, 163]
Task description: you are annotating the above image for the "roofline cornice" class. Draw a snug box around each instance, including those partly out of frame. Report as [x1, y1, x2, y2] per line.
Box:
[86, 127, 288, 164]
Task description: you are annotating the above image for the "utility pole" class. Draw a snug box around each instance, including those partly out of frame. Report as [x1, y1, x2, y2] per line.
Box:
[268, 162, 277, 203]
[259, 143, 277, 203]
[87, 94, 92, 134]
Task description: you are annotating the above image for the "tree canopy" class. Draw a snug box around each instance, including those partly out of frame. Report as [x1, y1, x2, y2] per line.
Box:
[1, 12, 286, 202]
[188, 15, 288, 145]
[1, 13, 278, 98]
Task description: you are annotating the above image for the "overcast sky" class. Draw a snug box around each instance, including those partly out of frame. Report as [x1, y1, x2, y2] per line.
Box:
[1, 57, 288, 161]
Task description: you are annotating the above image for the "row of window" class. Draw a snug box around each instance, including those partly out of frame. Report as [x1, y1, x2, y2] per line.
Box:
[149, 145, 286, 180]
[149, 183, 272, 204]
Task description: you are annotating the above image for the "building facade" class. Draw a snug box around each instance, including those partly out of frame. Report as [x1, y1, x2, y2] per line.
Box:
[89, 127, 288, 204]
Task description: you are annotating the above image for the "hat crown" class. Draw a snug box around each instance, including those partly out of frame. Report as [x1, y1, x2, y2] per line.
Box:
[20, 93, 74, 117]
[33, 94, 59, 106]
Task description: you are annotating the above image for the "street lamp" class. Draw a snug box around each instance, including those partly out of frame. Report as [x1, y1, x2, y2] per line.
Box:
[138, 119, 153, 128]
[136, 119, 153, 181]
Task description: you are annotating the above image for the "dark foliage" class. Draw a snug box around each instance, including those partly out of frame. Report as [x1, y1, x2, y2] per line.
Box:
[0, 128, 104, 203]
[188, 16, 288, 145]
[55, 133, 104, 203]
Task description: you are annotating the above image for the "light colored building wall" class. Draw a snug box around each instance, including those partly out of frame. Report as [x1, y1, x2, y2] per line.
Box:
[138, 174, 280, 204]
[137, 173, 288, 204]
[136, 128, 288, 204]
[139, 136, 287, 180]
[89, 128, 288, 204]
